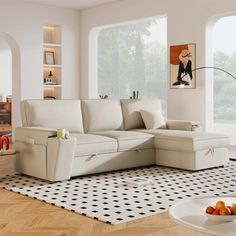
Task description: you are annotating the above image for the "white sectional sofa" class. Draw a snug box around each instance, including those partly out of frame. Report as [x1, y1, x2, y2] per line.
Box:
[14, 99, 229, 181]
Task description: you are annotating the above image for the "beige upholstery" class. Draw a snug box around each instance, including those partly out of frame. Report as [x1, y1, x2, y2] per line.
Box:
[15, 141, 47, 179]
[155, 132, 229, 152]
[71, 149, 155, 176]
[140, 109, 166, 129]
[47, 137, 76, 181]
[21, 100, 84, 133]
[15, 127, 56, 145]
[91, 130, 154, 152]
[155, 132, 229, 170]
[156, 148, 228, 170]
[134, 129, 190, 136]
[166, 120, 201, 131]
[121, 99, 162, 130]
[14, 99, 229, 181]
[70, 133, 117, 156]
[82, 99, 123, 132]
[72, 149, 155, 176]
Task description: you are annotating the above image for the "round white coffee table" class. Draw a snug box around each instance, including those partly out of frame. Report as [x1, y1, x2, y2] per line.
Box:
[169, 196, 236, 236]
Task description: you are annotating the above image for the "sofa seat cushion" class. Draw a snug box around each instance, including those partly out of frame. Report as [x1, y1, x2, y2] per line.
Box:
[133, 129, 184, 135]
[70, 133, 117, 156]
[90, 130, 154, 152]
[153, 131, 229, 152]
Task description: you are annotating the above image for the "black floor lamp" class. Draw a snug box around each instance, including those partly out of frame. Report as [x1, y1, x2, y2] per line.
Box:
[176, 66, 236, 161]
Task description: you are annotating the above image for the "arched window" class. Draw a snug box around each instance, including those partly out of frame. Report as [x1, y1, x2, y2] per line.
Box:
[213, 16, 236, 124]
[92, 16, 167, 115]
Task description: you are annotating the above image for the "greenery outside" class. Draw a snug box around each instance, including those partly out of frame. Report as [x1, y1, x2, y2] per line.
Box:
[97, 18, 167, 115]
[214, 51, 236, 124]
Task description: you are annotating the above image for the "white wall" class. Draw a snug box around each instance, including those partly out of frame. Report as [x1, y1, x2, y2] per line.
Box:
[0, 0, 80, 127]
[0, 39, 12, 100]
[80, 0, 236, 131]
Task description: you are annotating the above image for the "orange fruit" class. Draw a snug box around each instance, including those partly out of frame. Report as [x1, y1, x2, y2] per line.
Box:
[215, 201, 225, 210]
[219, 207, 231, 215]
[231, 206, 236, 215]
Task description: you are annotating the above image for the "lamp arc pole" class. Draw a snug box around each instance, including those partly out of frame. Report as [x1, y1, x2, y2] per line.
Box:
[181, 66, 236, 161]
[177, 66, 236, 87]
[191, 66, 236, 81]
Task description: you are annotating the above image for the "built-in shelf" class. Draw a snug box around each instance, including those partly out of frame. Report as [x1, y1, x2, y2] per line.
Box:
[43, 84, 62, 88]
[44, 64, 61, 68]
[43, 24, 62, 100]
[0, 102, 11, 136]
[43, 43, 61, 48]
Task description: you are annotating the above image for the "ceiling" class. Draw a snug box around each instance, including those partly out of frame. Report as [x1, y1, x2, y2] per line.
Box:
[25, 0, 118, 9]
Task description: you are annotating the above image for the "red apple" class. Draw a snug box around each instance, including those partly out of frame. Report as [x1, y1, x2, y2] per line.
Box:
[206, 206, 215, 214]
[212, 209, 220, 215]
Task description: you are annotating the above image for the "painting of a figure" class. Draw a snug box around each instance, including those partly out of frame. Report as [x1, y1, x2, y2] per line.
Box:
[170, 44, 196, 89]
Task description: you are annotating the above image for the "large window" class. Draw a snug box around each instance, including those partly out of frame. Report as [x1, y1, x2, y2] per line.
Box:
[213, 16, 236, 124]
[97, 17, 167, 114]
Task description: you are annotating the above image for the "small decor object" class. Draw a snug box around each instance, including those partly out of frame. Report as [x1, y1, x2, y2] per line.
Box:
[170, 43, 196, 89]
[99, 95, 108, 99]
[44, 96, 56, 100]
[205, 200, 236, 221]
[6, 95, 12, 103]
[44, 51, 55, 65]
[57, 128, 70, 139]
[130, 90, 139, 99]
[44, 71, 56, 85]
[0, 136, 10, 151]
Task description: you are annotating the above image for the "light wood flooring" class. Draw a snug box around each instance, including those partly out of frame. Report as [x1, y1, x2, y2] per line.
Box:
[0, 146, 235, 236]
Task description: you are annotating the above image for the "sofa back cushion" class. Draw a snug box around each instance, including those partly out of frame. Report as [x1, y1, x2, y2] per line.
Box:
[121, 99, 163, 130]
[21, 100, 84, 133]
[82, 99, 123, 132]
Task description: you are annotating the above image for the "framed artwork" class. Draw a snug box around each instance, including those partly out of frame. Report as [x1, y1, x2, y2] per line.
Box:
[170, 43, 196, 89]
[44, 51, 55, 65]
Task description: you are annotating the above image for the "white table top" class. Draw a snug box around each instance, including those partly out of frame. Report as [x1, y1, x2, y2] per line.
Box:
[169, 196, 236, 236]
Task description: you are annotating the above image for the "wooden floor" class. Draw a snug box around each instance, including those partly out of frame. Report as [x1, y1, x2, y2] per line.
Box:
[0, 146, 235, 236]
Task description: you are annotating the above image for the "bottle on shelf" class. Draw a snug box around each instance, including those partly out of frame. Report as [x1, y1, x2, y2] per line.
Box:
[44, 70, 57, 85]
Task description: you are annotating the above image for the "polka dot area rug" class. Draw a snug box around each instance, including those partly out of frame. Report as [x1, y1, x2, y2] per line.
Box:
[0, 163, 236, 224]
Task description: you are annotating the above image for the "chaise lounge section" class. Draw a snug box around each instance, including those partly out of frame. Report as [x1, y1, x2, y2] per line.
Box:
[14, 99, 229, 181]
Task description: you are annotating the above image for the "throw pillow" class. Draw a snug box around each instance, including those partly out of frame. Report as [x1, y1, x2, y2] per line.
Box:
[140, 110, 166, 129]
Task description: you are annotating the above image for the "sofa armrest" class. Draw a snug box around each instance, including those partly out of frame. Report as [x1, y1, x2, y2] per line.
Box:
[47, 137, 76, 181]
[15, 127, 57, 146]
[166, 120, 202, 131]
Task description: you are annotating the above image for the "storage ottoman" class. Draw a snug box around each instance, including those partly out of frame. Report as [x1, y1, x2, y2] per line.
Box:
[155, 132, 229, 170]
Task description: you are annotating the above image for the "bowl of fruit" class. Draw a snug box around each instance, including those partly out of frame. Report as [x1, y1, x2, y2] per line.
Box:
[205, 200, 236, 222]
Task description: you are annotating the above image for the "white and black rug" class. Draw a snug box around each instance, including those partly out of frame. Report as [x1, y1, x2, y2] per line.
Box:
[0, 163, 236, 224]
